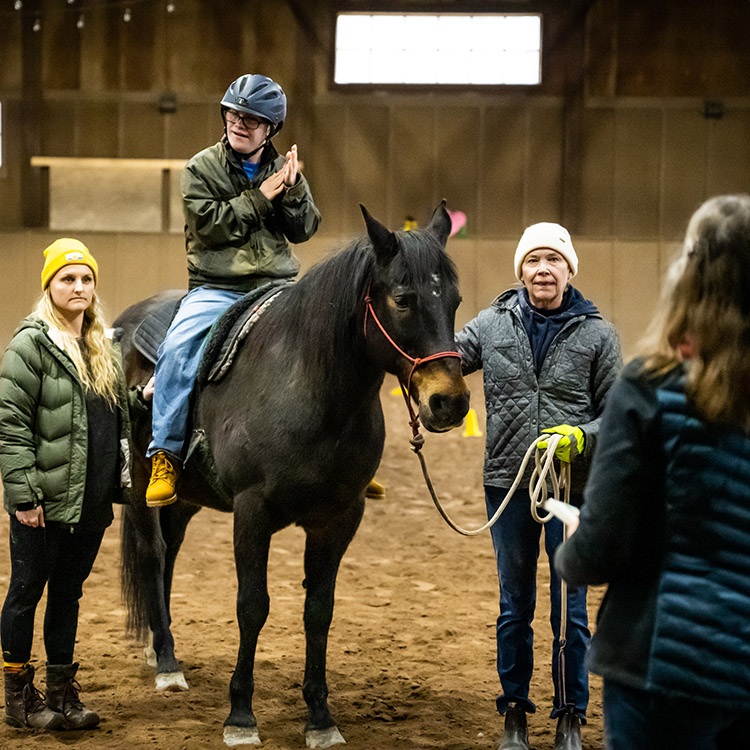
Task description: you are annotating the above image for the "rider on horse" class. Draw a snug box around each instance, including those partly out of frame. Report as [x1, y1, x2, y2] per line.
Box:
[145, 73, 321, 507]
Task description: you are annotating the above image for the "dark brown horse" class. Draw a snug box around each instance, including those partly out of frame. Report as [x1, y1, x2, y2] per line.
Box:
[116, 203, 470, 747]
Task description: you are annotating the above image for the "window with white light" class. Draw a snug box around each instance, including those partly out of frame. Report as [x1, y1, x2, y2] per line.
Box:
[334, 13, 542, 85]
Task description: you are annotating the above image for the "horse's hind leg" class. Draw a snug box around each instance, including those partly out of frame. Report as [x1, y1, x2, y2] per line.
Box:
[150, 500, 203, 691]
[302, 498, 365, 749]
[223, 496, 275, 747]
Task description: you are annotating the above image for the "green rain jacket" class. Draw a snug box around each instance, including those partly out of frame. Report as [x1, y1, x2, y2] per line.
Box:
[182, 136, 321, 291]
[0, 316, 140, 525]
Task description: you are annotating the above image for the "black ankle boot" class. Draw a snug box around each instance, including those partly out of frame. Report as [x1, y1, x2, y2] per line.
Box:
[45, 663, 100, 730]
[554, 709, 582, 750]
[498, 706, 530, 750]
[4, 665, 65, 730]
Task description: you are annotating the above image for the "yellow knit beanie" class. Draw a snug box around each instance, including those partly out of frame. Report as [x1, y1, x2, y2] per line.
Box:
[41, 238, 98, 290]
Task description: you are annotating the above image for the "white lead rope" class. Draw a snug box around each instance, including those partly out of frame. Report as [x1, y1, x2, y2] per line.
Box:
[414, 430, 574, 681]
[417, 432, 570, 536]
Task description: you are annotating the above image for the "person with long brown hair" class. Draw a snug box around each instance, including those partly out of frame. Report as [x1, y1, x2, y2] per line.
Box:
[555, 194, 750, 749]
[0, 239, 142, 731]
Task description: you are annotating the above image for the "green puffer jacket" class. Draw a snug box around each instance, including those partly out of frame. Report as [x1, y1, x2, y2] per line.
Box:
[0, 316, 139, 524]
[182, 136, 321, 291]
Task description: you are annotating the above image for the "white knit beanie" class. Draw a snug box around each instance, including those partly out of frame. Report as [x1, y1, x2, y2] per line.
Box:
[513, 222, 578, 280]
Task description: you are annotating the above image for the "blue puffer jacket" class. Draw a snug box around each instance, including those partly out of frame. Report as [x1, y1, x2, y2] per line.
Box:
[456, 287, 621, 492]
[555, 362, 750, 708]
[647, 380, 750, 706]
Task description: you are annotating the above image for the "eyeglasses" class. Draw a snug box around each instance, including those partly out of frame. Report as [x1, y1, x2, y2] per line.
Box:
[224, 109, 266, 131]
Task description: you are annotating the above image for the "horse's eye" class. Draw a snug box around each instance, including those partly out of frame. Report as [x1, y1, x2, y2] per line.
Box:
[392, 292, 415, 310]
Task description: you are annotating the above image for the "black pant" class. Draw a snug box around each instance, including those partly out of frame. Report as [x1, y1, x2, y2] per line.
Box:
[1, 517, 104, 665]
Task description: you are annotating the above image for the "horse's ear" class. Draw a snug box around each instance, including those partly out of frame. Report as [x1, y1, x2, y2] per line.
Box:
[427, 199, 452, 246]
[361, 204, 398, 263]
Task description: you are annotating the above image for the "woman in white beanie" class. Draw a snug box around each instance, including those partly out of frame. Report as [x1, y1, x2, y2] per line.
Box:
[456, 222, 621, 750]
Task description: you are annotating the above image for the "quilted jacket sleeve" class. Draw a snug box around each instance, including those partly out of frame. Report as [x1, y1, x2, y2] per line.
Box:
[578, 320, 623, 457]
[0, 332, 44, 511]
[455, 313, 485, 375]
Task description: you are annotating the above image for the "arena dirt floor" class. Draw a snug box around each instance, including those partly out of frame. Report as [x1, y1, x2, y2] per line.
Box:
[0, 372, 605, 750]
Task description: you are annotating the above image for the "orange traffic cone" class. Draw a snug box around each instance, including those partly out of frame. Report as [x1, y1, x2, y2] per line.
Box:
[462, 408, 483, 437]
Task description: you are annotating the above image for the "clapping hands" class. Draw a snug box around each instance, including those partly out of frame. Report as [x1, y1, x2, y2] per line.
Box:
[260, 144, 299, 200]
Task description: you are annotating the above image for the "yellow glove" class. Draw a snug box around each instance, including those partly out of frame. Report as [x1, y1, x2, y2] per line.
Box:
[537, 424, 585, 463]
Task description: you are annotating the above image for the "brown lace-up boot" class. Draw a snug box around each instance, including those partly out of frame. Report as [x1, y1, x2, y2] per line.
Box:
[45, 663, 100, 730]
[4, 665, 65, 730]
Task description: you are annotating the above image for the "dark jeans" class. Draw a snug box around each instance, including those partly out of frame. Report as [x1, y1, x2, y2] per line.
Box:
[486, 485, 590, 719]
[603, 679, 750, 750]
[1, 517, 104, 665]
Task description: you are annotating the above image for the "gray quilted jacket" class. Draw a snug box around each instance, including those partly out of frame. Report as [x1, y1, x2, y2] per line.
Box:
[456, 287, 621, 493]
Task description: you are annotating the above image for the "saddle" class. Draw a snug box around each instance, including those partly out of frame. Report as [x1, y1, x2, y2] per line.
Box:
[132, 280, 293, 380]
[131, 281, 293, 507]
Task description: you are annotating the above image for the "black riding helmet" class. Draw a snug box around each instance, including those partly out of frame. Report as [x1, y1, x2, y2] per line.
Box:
[220, 74, 287, 136]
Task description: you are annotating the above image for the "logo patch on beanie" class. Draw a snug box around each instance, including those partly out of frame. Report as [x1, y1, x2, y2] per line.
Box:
[64, 251, 85, 262]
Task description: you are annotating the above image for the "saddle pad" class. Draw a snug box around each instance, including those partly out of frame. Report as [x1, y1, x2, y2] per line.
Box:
[132, 293, 186, 364]
[199, 280, 294, 384]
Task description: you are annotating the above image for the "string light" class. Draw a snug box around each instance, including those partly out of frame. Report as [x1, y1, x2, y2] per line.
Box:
[3, 1, 179, 28]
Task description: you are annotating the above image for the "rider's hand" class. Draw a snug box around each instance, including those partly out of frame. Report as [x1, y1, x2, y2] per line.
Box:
[283, 144, 299, 187]
[259, 170, 287, 201]
[16, 506, 45, 528]
[537, 424, 585, 463]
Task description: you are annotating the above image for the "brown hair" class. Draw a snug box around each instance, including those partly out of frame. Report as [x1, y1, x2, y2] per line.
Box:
[636, 194, 750, 431]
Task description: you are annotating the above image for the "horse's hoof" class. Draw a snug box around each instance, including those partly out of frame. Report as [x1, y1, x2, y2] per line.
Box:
[155, 671, 189, 692]
[223, 725, 261, 746]
[306, 726, 346, 749]
[144, 644, 157, 668]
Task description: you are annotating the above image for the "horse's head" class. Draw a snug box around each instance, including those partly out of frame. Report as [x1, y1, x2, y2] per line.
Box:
[361, 201, 470, 433]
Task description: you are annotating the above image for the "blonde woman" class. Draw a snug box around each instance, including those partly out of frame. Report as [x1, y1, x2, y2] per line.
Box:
[0, 239, 143, 731]
[555, 195, 750, 749]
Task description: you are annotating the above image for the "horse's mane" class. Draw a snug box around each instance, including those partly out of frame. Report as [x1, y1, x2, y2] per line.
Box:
[250, 227, 457, 369]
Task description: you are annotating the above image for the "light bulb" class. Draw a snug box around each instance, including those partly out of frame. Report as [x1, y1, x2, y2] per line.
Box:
[14, 1, 22, 11]
[77, 14, 85, 29]
[166, 3, 175, 12]
[32, 17, 41, 32]
[123, 8, 132, 22]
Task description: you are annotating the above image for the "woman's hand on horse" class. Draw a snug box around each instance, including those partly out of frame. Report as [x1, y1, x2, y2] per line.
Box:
[16, 506, 45, 528]
[260, 170, 287, 201]
[143, 376, 155, 401]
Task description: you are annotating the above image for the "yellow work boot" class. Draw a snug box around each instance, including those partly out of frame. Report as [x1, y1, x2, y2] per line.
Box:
[365, 478, 386, 500]
[145, 451, 180, 507]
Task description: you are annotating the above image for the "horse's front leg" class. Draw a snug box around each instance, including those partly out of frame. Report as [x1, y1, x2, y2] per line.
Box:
[302, 498, 364, 749]
[223, 495, 273, 747]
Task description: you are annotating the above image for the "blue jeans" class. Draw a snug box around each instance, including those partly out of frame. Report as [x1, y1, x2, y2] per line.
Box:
[485, 485, 590, 719]
[148, 287, 244, 459]
[603, 679, 750, 750]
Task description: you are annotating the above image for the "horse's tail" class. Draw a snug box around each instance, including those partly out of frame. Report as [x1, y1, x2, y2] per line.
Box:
[120, 504, 150, 641]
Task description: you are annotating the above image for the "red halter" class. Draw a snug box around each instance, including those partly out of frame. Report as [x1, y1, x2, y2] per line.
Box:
[364, 290, 462, 440]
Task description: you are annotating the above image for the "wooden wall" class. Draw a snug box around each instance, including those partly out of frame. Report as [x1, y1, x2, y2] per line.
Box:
[1, 0, 749, 355]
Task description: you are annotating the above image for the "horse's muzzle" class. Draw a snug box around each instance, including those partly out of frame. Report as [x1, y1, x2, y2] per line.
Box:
[412, 367, 471, 433]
